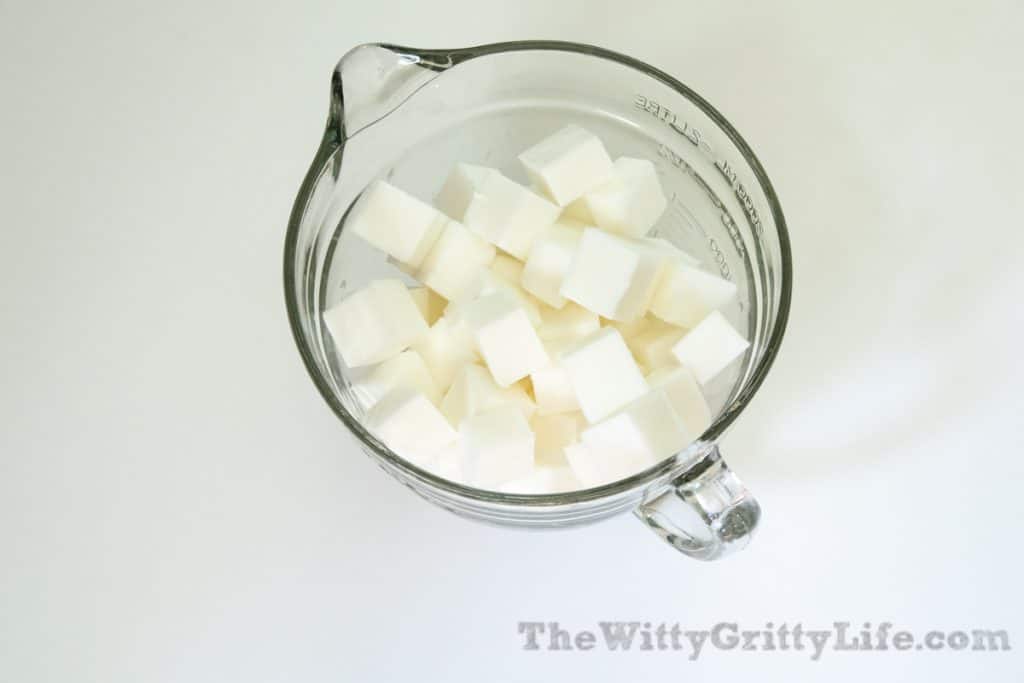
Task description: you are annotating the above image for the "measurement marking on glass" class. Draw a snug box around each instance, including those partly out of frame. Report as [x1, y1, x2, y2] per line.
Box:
[634, 95, 714, 159]
[657, 144, 746, 268]
[636, 93, 766, 241]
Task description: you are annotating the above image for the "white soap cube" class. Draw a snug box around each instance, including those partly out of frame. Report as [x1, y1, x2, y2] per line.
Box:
[442, 364, 499, 427]
[459, 406, 535, 488]
[492, 274, 543, 326]
[563, 442, 602, 488]
[604, 315, 655, 342]
[490, 253, 524, 283]
[348, 180, 446, 268]
[412, 315, 479, 392]
[629, 321, 687, 371]
[646, 365, 712, 436]
[560, 228, 666, 322]
[536, 302, 600, 342]
[576, 390, 693, 483]
[643, 236, 700, 266]
[408, 286, 445, 326]
[532, 412, 584, 465]
[565, 158, 667, 238]
[416, 219, 496, 301]
[530, 338, 581, 416]
[502, 380, 538, 422]
[437, 303, 482, 350]
[559, 328, 648, 422]
[353, 350, 440, 409]
[498, 465, 581, 494]
[420, 438, 466, 482]
[650, 263, 738, 328]
[462, 168, 560, 259]
[462, 291, 549, 387]
[365, 388, 458, 467]
[323, 279, 429, 368]
[554, 216, 588, 231]
[671, 310, 750, 384]
[521, 220, 584, 307]
[458, 267, 542, 325]
[518, 125, 614, 206]
[441, 364, 535, 428]
[434, 163, 488, 219]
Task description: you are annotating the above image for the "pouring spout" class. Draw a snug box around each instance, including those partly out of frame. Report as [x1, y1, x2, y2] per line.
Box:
[330, 43, 455, 140]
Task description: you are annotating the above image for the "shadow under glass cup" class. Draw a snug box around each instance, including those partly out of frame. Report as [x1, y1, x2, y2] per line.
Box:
[285, 41, 791, 560]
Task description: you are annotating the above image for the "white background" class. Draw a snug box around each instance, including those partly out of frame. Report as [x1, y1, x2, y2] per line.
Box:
[2, 1, 1023, 681]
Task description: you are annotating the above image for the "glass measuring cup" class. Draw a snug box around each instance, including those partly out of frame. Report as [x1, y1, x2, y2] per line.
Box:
[284, 41, 791, 560]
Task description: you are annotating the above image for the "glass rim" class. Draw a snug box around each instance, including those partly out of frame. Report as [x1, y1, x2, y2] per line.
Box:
[284, 40, 793, 507]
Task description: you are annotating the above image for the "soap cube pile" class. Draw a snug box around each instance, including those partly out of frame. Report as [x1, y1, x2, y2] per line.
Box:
[323, 125, 749, 493]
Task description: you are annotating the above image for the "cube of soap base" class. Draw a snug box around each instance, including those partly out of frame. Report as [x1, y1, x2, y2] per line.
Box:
[441, 364, 535, 428]
[602, 315, 655, 342]
[348, 180, 446, 268]
[415, 219, 496, 301]
[646, 365, 712, 437]
[462, 291, 549, 387]
[490, 253, 524, 283]
[458, 268, 542, 325]
[408, 287, 445, 327]
[365, 388, 458, 468]
[530, 338, 582, 416]
[571, 390, 693, 486]
[352, 350, 440, 409]
[419, 438, 466, 482]
[459, 406, 535, 489]
[671, 310, 750, 384]
[461, 168, 560, 260]
[564, 441, 652, 489]
[532, 412, 585, 465]
[628, 321, 687, 371]
[536, 302, 600, 343]
[560, 228, 665, 322]
[521, 220, 584, 308]
[564, 158, 667, 238]
[483, 266, 542, 326]
[518, 125, 614, 206]
[434, 163, 489, 219]
[559, 327, 648, 423]
[650, 262, 738, 329]
[498, 465, 581, 494]
[413, 315, 479, 393]
[563, 442, 603, 488]
[581, 389, 693, 461]
[322, 279, 429, 368]
[502, 379, 538, 423]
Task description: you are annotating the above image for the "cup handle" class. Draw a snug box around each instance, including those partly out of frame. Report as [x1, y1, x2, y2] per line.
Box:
[634, 446, 760, 560]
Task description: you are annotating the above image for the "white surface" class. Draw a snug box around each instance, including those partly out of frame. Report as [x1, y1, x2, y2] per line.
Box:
[1, 2, 1022, 682]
